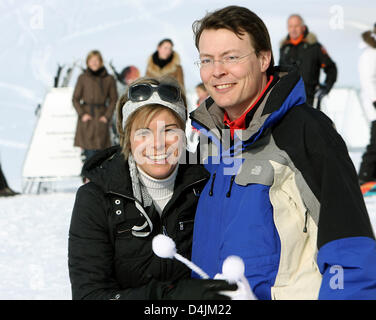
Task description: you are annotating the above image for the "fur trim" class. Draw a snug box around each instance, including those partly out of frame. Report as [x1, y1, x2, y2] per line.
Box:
[305, 32, 317, 45]
[280, 32, 318, 48]
[146, 51, 181, 78]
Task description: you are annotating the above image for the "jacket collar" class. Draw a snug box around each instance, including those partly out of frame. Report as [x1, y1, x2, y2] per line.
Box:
[280, 30, 318, 48]
[85, 66, 108, 78]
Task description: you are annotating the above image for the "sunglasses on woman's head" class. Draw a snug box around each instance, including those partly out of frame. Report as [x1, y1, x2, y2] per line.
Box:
[128, 83, 181, 104]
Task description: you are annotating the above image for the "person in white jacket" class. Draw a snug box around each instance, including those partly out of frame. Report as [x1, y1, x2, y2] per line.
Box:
[358, 23, 376, 189]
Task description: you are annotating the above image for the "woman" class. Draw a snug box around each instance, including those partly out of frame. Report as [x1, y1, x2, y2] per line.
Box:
[195, 82, 209, 107]
[68, 77, 235, 300]
[72, 50, 118, 161]
[145, 39, 185, 90]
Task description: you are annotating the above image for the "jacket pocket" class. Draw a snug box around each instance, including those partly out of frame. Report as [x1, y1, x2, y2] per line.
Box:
[178, 219, 194, 231]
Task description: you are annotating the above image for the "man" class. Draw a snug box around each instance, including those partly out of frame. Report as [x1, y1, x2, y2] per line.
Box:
[190, 5, 376, 299]
[279, 14, 337, 107]
[358, 23, 376, 192]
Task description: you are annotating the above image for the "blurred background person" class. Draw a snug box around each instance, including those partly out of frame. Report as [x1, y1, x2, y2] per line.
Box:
[111, 65, 141, 144]
[358, 23, 376, 190]
[145, 39, 185, 91]
[115, 65, 141, 96]
[72, 50, 118, 164]
[279, 14, 337, 108]
[121, 65, 140, 86]
[186, 82, 209, 153]
[195, 82, 209, 107]
[0, 162, 19, 197]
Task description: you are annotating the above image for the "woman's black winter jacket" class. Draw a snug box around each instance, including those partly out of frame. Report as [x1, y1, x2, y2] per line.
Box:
[68, 146, 209, 300]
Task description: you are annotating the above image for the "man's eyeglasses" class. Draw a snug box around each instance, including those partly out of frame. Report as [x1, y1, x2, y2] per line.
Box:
[194, 52, 255, 69]
[128, 83, 182, 103]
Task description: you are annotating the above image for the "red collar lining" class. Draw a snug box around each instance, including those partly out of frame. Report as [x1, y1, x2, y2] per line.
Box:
[223, 75, 274, 137]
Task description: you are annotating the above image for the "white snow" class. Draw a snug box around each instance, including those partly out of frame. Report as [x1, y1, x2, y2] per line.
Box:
[0, 192, 76, 300]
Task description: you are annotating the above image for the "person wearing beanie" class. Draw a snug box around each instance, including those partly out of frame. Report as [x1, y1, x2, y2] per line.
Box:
[68, 76, 236, 300]
[279, 14, 337, 108]
[145, 39, 185, 91]
[358, 23, 376, 190]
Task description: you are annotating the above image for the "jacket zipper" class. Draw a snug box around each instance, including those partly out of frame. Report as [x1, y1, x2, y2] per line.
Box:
[179, 219, 194, 231]
[117, 227, 132, 234]
[303, 210, 308, 233]
[160, 176, 209, 218]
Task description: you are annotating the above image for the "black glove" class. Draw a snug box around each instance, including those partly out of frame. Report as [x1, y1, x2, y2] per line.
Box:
[315, 85, 328, 100]
[373, 101, 376, 109]
[162, 278, 238, 300]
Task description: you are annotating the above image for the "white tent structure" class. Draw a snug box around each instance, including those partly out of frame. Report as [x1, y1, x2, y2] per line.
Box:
[22, 87, 82, 193]
[321, 87, 370, 150]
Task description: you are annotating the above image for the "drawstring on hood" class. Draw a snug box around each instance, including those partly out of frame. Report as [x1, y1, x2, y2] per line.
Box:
[226, 176, 235, 198]
[208, 173, 236, 198]
[209, 172, 216, 196]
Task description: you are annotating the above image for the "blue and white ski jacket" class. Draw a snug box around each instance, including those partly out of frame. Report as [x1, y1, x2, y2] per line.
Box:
[190, 66, 376, 300]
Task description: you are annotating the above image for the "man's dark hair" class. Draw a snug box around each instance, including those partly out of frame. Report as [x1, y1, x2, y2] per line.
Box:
[192, 5, 274, 75]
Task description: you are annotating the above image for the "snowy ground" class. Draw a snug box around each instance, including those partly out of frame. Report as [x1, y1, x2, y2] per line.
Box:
[0, 152, 375, 300]
[0, 192, 75, 299]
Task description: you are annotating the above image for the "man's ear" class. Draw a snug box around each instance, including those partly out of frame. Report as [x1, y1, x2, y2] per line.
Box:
[258, 51, 272, 73]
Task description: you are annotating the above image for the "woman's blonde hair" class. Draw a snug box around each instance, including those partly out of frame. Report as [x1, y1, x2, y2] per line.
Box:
[86, 50, 104, 67]
[116, 76, 187, 159]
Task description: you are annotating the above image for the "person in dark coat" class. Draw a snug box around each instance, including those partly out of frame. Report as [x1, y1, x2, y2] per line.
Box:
[72, 50, 118, 161]
[68, 76, 236, 300]
[111, 65, 141, 145]
[0, 162, 19, 197]
[279, 14, 337, 107]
